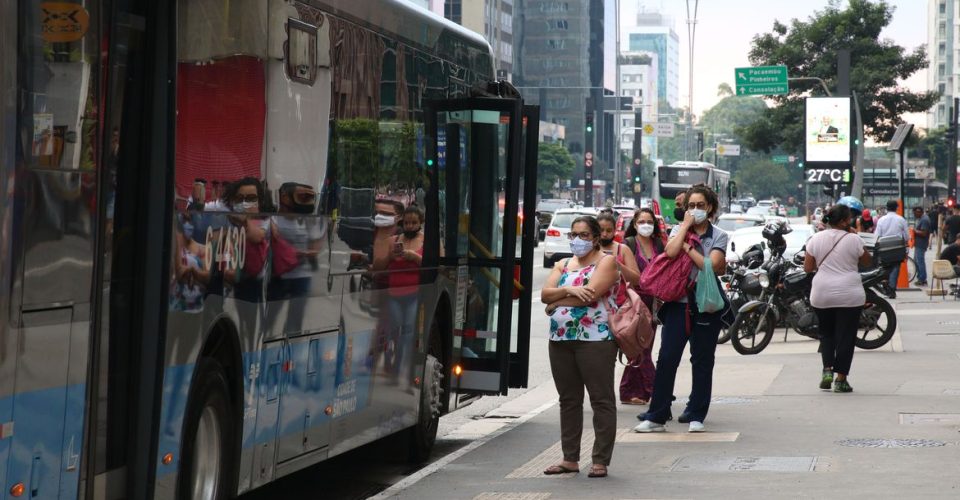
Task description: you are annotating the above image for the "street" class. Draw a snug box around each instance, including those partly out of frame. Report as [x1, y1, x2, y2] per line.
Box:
[244, 244, 960, 499]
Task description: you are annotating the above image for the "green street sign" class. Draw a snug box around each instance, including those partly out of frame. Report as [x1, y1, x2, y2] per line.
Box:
[734, 65, 788, 96]
[772, 155, 789, 164]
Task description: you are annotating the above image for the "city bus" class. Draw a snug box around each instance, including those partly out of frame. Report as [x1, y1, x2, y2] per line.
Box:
[0, 1, 537, 498]
[654, 161, 732, 224]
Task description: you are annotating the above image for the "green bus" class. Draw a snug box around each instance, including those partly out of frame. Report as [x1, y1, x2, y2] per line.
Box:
[654, 161, 732, 224]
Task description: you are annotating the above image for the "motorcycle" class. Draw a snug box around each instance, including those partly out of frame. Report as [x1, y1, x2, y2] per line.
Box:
[717, 242, 766, 344]
[729, 228, 899, 355]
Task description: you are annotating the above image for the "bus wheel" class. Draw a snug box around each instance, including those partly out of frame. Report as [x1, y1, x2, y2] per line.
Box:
[408, 326, 444, 463]
[178, 358, 235, 500]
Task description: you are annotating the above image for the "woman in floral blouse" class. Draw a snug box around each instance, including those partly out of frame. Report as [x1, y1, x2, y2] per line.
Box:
[540, 215, 619, 478]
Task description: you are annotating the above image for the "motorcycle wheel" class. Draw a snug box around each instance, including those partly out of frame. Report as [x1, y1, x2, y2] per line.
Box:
[717, 328, 732, 344]
[856, 290, 896, 350]
[730, 306, 776, 355]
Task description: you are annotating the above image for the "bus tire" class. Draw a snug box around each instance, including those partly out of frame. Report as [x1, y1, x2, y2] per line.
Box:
[406, 323, 444, 463]
[178, 357, 236, 500]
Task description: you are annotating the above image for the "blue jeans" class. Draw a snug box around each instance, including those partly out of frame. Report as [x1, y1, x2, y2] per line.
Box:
[888, 265, 899, 290]
[915, 244, 927, 283]
[640, 301, 723, 424]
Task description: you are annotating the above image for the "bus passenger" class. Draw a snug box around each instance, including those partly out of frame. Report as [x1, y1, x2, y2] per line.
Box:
[541, 215, 619, 478]
[635, 184, 730, 434]
[618, 207, 663, 405]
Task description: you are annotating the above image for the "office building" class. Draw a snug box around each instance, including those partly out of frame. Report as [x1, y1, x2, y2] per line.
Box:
[623, 10, 679, 110]
[445, 0, 514, 80]
[619, 51, 658, 159]
[928, 0, 955, 129]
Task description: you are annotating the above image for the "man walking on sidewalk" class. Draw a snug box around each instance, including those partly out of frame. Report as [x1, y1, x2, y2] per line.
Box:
[912, 206, 931, 287]
[874, 200, 909, 298]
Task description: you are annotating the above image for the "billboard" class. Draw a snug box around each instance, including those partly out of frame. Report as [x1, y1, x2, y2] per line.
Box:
[805, 97, 851, 163]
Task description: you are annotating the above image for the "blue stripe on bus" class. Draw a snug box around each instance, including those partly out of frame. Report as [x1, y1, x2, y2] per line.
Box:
[1, 384, 84, 500]
[156, 329, 380, 478]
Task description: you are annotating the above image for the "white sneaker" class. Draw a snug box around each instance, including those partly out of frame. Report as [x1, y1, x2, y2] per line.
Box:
[633, 420, 665, 433]
[688, 421, 705, 433]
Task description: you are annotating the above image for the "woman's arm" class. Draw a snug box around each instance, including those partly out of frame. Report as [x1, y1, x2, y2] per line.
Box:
[804, 252, 817, 273]
[710, 249, 726, 275]
[617, 244, 642, 287]
[858, 248, 873, 267]
[664, 214, 692, 258]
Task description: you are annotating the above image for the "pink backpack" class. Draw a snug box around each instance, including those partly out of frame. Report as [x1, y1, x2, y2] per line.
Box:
[638, 233, 700, 303]
[603, 285, 654, 361]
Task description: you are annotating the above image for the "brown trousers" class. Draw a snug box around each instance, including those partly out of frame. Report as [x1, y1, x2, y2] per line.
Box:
[548, 340, 618, 466]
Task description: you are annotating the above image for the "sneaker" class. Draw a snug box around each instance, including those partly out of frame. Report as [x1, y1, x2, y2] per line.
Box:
[633, 420, 666, 433]
[678, 413, 692, 424]
[820, 369, 833, 390]
[915, 281, 928, 287]
[833, 379, 853, 393]
[688, 421, 705, 433]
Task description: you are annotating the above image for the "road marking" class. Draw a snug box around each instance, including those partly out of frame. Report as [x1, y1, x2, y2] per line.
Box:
[474, 493, 551, 500]
[369, 397, 557, 499]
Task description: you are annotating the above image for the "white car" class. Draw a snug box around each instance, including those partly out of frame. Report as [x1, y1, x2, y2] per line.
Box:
[716, 213, 765, 233]
[726, 224, 815, 263]
[746, 206, 775, 216]
[543, 208, 598, 267]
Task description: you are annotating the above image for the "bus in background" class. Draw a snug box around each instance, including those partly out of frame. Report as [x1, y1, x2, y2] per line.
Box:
[654, 161, 732, 225]
[1, 1, 536, 498]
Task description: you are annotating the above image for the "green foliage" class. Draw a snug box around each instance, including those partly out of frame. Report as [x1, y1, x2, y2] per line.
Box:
[740, 0, 938, 153]
[733, 157, 796, 200]
[537, 142, 576, 194]
[330, 119, 420, 189]
[912, 128, 952, 182]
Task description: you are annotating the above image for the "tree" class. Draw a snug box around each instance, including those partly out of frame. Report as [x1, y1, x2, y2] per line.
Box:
[912, 128, 953, 183]
[537, 142, 576, 194]
[739, 0, 938, 154]
[734, 157, 794, 200]
[717, 83, 734, 98]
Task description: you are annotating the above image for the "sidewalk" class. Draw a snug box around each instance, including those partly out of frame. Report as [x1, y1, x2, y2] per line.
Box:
[384, 291, 960, 499]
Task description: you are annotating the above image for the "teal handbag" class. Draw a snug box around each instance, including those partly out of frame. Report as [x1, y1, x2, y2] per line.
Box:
[695, 261, 726, 313]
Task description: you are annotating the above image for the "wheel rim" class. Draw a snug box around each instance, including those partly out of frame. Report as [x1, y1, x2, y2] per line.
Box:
[423, 354, 444, 430]
[738, 311, 767, 350]
[192, 405, 222, 500]
[859, 302, 891, 343]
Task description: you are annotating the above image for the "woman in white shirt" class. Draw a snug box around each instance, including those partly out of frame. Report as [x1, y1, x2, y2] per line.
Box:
[803, 204, 873, 393]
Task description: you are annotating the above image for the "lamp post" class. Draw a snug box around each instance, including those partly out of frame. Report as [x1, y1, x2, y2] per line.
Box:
[684, 0, 700, 161]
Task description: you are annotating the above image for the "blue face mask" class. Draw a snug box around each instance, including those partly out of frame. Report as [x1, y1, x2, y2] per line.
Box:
[691, 209, 708, 224]
[569, 238, 594, 257]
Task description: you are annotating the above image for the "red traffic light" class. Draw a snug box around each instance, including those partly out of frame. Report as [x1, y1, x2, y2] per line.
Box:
[948, 197, 957, 208]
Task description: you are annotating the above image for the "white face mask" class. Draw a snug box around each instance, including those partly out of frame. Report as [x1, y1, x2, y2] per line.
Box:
[690, 208, 708, 224]
[636, 223, 654, 237]
[374, 214, 397, 228]
[233, 201, 257, 213]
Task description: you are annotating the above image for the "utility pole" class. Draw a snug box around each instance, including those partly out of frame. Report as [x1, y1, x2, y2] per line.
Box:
[633, 107, 643, 206]
[950, 98, 959, 203]
[684, 0, 699, 161]
[614, 0, 622, 203]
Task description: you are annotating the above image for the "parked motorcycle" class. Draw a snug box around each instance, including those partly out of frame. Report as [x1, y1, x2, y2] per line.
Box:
[729, 224, 900, 355]
[717, 242, 765, 344]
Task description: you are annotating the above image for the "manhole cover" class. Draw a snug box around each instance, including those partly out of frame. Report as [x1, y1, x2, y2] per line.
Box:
[835, 438, 947, 448]
[670, 456, 817, 472]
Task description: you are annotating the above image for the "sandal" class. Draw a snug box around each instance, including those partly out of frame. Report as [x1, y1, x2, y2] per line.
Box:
[543, 464, 579, 475]
[621, 397, 649, 405]
[588, 465, 608, 478]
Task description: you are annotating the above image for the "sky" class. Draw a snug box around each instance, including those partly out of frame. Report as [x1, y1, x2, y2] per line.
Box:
[620, 0, 930, 127]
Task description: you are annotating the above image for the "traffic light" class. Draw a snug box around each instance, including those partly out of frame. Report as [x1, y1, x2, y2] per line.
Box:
[798, 160, 804, 169]
[946, 125, 957, 143]
[585, 112, 594, 133]
[696, 131, 704, 157]
[949, 196, 957, 208]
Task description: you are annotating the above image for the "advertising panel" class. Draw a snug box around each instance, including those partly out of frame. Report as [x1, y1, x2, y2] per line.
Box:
[805, 97, 851, 163]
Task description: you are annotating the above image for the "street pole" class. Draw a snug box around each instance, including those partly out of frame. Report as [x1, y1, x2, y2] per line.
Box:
[614, 0, 622, 204]
[633, 108, 643, 206]
[951, 97, 959, 202]
[685, 0, 699, 161]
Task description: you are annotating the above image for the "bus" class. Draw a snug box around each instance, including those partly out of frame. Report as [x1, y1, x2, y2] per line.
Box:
[0, 1, 537, 498]
[654, 161, 732, 224]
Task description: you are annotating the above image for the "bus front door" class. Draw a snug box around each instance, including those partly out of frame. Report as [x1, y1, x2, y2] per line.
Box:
[425, 96, 535, 396]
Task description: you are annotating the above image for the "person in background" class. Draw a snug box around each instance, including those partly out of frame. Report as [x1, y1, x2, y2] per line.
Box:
[856, 209, 874, 233]
[928, 204, 941, 242]
[874, 200, 909, 298]
[804, 204, 874, 393]
[939, 233, 960, 283]
[943, 206, 960, 245]
[912, 206, 932, 287]
[634, 184, 730, 434]
[541, 216, 619, 478]
[268, 182, 322, 334]
[618, 207, 663, 405]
